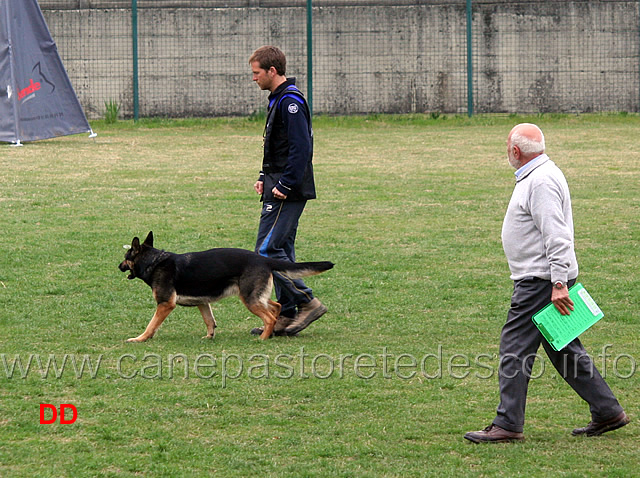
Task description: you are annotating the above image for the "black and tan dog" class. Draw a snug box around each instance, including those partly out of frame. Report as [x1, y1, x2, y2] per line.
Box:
[119, 232, 333, 342]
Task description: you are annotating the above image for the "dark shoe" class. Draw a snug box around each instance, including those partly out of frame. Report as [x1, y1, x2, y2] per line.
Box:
[250, 315, 296, 337]
[572, 411, 630, 437]
[284, 298, 327, 335]
[464, 424, 524, 443]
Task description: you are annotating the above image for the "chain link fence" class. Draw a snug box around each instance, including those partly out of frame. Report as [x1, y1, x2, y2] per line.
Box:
[40, 0, 640, 119]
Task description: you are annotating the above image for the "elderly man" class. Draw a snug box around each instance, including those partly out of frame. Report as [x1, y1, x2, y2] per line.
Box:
[465, 123, 629, 443]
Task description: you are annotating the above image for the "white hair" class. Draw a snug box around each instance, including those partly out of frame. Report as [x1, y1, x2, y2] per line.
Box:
[510, 124, 545, 154]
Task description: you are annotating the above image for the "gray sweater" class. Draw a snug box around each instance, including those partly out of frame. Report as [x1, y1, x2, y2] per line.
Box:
[501, 154, 579, 283]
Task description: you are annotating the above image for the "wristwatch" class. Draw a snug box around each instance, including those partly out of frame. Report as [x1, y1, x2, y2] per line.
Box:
[554, 281, 567, 289]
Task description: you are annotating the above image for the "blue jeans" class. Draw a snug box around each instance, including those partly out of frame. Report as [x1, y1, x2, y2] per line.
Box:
[255, 200, 314, 317]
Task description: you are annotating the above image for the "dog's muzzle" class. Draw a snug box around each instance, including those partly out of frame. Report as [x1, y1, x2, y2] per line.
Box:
[119, 261, 136, 279]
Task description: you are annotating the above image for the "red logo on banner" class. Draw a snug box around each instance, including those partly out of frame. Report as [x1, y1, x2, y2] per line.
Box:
[39, 404, 77, 424]
[18, 78, 41, 100]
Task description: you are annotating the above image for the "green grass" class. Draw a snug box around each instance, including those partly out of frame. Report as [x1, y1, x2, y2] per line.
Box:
[104, 100, 121, 124]
[1, 114, 638, 477]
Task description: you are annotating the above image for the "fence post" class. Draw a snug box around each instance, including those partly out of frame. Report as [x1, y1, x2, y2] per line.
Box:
[306, 0, 313, 116]
[132, 0, 139, 121]
[466, 0, 473, 117]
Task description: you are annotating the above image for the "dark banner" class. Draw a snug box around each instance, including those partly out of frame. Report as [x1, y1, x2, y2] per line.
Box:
[0, 0, 92, 144]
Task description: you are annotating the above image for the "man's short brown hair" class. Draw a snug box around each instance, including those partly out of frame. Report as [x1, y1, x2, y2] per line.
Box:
[249, 46, 286, 76]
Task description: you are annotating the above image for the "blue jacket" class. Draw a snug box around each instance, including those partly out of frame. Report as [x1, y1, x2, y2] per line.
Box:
[259, 78, 316, 202]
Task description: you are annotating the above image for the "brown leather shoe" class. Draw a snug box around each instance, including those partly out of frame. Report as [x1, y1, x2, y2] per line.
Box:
[284, 298, 327, 335]
[464, 424, 524, 443]
[250, 315, 296, 337]
[572, 411, 630, 437]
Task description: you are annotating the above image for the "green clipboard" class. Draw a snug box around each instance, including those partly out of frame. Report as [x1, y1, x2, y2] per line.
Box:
[532, 283, 604, 351]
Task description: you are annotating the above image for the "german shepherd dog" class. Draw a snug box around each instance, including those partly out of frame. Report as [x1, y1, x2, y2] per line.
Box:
[119, 232, 333, 342]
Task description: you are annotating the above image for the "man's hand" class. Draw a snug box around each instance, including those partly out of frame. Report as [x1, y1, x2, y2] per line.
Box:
[551, 285, 574, 316]
[254, 180, 264, 195]
[272, 186, 287, 200]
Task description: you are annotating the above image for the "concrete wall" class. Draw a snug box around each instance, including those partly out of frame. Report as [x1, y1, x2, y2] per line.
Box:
[473, 1, 640, 113]
[40, 1, 640, 118]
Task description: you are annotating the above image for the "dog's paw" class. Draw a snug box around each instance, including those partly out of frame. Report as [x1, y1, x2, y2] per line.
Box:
[126, 336, 146, 343]
[202, 333, 215, 340]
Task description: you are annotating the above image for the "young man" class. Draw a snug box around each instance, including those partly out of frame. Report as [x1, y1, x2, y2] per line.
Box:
[465, 123, 629, 443]
[248, 45, 327, 337]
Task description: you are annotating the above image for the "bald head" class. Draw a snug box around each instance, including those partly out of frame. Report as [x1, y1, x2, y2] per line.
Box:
[507, 123, 545, 169]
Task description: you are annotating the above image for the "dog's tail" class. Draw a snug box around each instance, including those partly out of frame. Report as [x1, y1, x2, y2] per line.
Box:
[268, 260, 334, 279]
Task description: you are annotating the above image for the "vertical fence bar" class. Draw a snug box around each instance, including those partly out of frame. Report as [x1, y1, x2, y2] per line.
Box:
[132, 0, 139, 121]
[466, 0, 473, 117]
[306, 0, 313, 116]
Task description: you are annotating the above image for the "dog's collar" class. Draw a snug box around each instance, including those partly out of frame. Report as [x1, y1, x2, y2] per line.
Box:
[143, 250, 170, 276]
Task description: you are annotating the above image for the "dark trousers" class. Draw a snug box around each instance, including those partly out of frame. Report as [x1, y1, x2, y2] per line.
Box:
[493, 278, 623, 433]
[255, 200, 314, 317]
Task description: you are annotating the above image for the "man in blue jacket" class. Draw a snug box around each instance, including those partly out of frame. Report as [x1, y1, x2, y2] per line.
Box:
[248, 45, 327, 337]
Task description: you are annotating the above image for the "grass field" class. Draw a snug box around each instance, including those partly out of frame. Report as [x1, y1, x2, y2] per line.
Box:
[0, 114, 638, 477]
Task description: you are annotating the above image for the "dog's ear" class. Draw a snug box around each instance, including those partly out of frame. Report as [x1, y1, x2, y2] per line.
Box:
[143, 231, 154, 248]
[131, 237, 141, 252]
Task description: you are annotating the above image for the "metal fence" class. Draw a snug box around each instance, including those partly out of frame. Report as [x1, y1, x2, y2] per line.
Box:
[39, 0, 640, 119]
